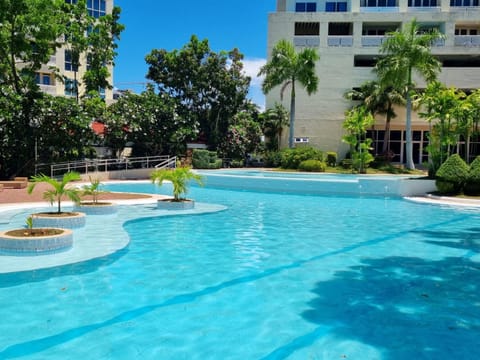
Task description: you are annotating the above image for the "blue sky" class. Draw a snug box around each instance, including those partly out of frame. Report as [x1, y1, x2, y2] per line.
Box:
[114, 0, 277, 109]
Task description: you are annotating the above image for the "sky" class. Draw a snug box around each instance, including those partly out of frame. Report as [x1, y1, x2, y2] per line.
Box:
[113, 0, 277, 109]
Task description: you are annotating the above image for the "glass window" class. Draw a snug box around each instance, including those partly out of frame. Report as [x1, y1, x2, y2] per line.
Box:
[64, 78, 78, 97]
[337, 2, 347, 11]
[42, 74, 50, 85]
[306, 2, 317, 11]
[296, 2, 306, 11]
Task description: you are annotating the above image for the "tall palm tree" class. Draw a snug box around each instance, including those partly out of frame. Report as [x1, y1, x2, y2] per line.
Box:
[259, 40, 319, 148]
[375, 19, 444, 169]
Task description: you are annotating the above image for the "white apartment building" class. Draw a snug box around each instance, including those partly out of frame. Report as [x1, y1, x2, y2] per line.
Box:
[35, 0, 115, 102]
[267, 0, 480, 164]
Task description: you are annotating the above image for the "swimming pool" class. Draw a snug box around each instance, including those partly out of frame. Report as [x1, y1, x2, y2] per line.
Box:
[0, 181, 479, 359]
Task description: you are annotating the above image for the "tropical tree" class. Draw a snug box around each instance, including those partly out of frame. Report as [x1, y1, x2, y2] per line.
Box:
[145, 36, 251, 149]
[27, 172, 82, 213]
[150, 167, 204, 201]
[344, 81, 404, 157]
[418, 82, 461, 172]
[262, 103, 289, 151]
[375, 19, 444, 169]
[342, 106, 375, 173]
[259, 39, 319, 148]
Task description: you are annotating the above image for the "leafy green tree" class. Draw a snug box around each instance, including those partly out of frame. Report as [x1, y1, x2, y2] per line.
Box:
[33, 94, 95, 162]
[145, 36, 251, 149]
[259, 39, 319, 148]
[342, 106, 375, 173]
[105, 86, 179, 157]
[218, 111, 263, 161]
[0, 0, 65, 95]
[375, 19, 444, 169]
[262, 103, 289, 151]
[418, 82, 462, 174]
[28, 171, 82, 213]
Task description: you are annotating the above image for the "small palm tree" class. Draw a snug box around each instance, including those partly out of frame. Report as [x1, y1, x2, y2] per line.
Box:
[259, 39, 319, 148]
[150, 167, 204, 201]
[81, 176, 106, 204]
[27, 172, 82, 213]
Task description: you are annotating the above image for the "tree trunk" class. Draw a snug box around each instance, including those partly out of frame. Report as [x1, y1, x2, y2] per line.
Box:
[382, 114, 392, 155]
[289, 81, 296, 148]
[405, 92, 415, 169]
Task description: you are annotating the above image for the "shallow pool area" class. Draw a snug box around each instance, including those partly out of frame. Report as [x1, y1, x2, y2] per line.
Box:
[0, 179, 479, 359]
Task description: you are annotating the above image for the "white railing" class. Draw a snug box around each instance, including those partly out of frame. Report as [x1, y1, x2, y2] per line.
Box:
[36, 155, 176, 178]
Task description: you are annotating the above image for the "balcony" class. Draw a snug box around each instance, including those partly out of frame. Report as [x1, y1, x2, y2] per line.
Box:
[360, 6, 399, 12]
[407, 6, 441, 11]
[454, 35, 480, 46]
[361, 36, 387, 46]
[327, 36, 353, 46]
[294, 36, 320, 47]
[38, 84, 57, 96]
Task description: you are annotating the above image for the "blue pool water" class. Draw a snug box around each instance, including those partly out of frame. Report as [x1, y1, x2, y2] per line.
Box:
[0, 181, 479, 359]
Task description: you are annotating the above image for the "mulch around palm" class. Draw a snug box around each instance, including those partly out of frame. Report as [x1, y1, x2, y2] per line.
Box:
[0, 182, 152, 205]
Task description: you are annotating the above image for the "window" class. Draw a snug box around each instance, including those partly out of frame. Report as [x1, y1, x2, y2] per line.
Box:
[325, 2, 348, 11]
[451, 0, 479, 5]
[408, 0, 437, 6]
[64, 50, 78, 71]
[65, 0, 78, 4]
[295, 22, 320, 36]
[361, 0, 397, 6]
[295, 2, 317, 12]
[88, 0, 106, 18]
[64, 78, 78, 97]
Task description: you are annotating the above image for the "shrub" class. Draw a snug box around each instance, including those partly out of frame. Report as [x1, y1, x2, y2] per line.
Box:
[263, 151, 282, 167]
[230, 159, 244, 168]
[280, 147, 324, 169]
[435, 154, 469, 194]
[465, 156, 480, 195]
[298, 159, 326, 172]
[326, 152, 337, 167]
[192, 149, 222, 169]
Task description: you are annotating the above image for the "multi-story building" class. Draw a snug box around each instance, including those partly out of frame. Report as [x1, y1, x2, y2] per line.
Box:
[35, 0, 115, 102]
[267, 0, 480, 164]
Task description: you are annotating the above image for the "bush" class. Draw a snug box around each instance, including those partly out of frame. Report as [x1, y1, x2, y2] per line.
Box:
[435, 154, 469, 194]
[192, 149, 222, 169]
[230, 159, 244, 168]
[263, 151, 282, 167]
[326, 152, 337, 167]
[298, 160, 326, 172]
[465, 156, 480, 195]
[280, 147, 324, 169]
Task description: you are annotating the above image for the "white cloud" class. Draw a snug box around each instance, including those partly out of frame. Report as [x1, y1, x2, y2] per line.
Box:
[243, 58, 266, 110]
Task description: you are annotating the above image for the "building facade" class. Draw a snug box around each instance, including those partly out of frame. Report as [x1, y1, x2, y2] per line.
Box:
[267, 0, 480, 164]
[35, 0, 115, 102]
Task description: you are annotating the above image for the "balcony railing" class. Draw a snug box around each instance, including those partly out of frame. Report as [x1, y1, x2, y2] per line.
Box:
[294, 36, 320, 47]
[407, 6, 441, 11]
[360, 6, 399, 12]
[454, 35, 480, 46]
[327, 36, 353, 46]
[38, 84, 57, 95]
[361, 36, 387, 46]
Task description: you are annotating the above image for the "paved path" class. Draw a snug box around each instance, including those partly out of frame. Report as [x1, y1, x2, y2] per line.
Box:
[0, 181, 154, 205]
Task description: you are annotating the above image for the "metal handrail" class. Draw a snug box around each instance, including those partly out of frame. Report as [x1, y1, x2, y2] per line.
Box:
[35, 155, 176, 178]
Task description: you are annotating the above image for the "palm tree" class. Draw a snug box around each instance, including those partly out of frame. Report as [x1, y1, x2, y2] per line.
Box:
[263, 103, 289, 151]
[150, 167, 204, 201]
[344, 81, 404, 157]
[27, 172, 82, 213]
[258, 40, 319, 148]
[375, 19, 444, 169]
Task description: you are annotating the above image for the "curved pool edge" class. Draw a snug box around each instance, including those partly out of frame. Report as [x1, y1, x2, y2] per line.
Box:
[0, 201, 227, 274]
